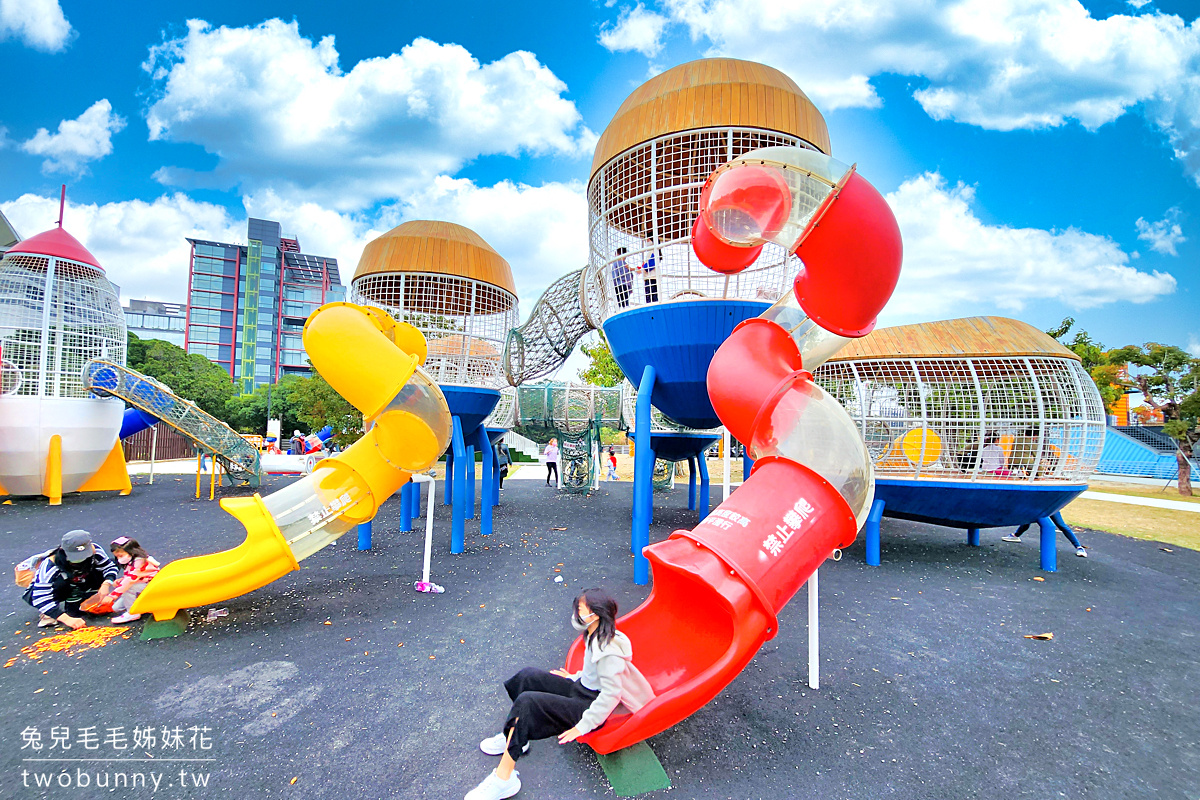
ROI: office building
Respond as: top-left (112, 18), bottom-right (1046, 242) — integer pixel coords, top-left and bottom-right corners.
top-left (185, 218), bottom-right (344, 393)
top-left (124, 299), bottom-right (187, 347)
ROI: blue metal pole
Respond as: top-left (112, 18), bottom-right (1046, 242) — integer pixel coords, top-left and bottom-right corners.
top-left (399, 481), bottom-right (413, 533)
top-left (408, 476), bottom-right (420, 524)
top-left (632, 365), bottom-right (656, 586)
top-left (865, 497), bottom-right (885, 566)
top-left (1038, 516), bottom-right (1057, 572)
top-left (477, 426), bottom-right (493, 536)
top-left (697, 449), bottom-right (710, 520)
top-left (443, 447), bottom-right (453, 506)
top-left (687, 457), bottom-right (697, 511)
top-left (451, 417), bottom-right (467, 554)
top-left (465, 443), bottom-right (476, 520)
top-left (357, 521), bottom-right (372, 551)
top-left (967, 528), bottom-right (980, 547)
top-left (742, 451), bottom-right (754, 480)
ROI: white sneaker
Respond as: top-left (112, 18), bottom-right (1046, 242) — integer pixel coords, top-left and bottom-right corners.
top-left (1001, 535), bottom-right (1022, 543)
top-left (465, 768), bottom-right (520, 800)
top-left (37, 615), bottom-right (58, 628)
top-left (110, 612), bottom-right (142, 624)
top-left (1075, 547), bottom-right (1088, 558)
top-left (479, 733), bottom-right (529, 756)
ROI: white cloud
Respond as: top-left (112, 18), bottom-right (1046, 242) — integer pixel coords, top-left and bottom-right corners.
top-left (880, 172), bottom-right (1177, 322)
top-left (1188, 335), bottom-right (1200, 357)
top-left (20, 99), bottom-right (126, 174)
top-left (1135, 209), bottom-right (1187, 255)
top-left (600, 4), bottom-right (670, 57)
top-left (637, 0), bottom-right (1200, 182)
top-left (143, 19), bottom-right (596, 211)
top-left (1, 192), bottom-right (241, 302)
top-left (0, 0), bottom-right (71, 52)
top-left (1127, 0), bottom-right (1152, 8)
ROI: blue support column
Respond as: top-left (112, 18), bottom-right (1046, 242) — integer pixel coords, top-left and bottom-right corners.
top-left (632, 365), bottom-right (656, 586)
top-left (408, 477), bottom-right (420, 524)
top-left (450, 417), bottom-right (467, 554)
top-left (687, 457), bottom-right (697, 511)
top-left (443, 448), bottom-right (453, 506)
top-left (476, 426), bottom-right (493, 536)
top-left (697, 450), bottom-right (711, 520)
top-left (967, 528), bottom-right (980, 547)
top-left (399, 481), bottom-right (413, 533)
top-left (465, 443), bottom-right (476, 520)
top-left (742, 451), bottom-right (754, 480)
top-left (357, 521), bottom-right (372, 551)
top-left (865, 497), bottom-right (885, 566)
top-left (1038, 515), bottom-right (1057, 572)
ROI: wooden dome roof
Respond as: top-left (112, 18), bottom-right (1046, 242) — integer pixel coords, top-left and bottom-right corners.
top-left (826, 317), bottom-right (1079, 362)
top-left (590, 58), bottom-right (831, 179)
top-left (352, 220), bottom-right (517, 296)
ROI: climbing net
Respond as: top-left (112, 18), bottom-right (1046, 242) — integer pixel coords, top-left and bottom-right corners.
top-left (503, 268), bottom-right (596, 386)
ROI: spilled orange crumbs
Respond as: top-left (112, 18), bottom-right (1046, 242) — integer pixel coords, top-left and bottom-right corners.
top-left (3, 626), bottom-right (130, 667)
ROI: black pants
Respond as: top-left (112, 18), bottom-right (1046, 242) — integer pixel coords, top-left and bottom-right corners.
top-left (615, 282), bottom-right (631, 308)
top-left (546, 462), bottom-right (557, 485)
top-left (1013, 512), bottom-right (1082, 548)
top-left (502, 668), bottom-right (599, 761)
top-left (644, 277), bottom-right (659, 304)
top-left (23, 588), bottom-right (90, 619)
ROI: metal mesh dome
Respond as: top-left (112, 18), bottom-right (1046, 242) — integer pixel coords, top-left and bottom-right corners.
top-left (0, 251), bottom-right (125, 399)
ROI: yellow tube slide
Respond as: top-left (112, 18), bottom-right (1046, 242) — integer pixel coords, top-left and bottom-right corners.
top-left (132, 302), bottom-right (452, 621)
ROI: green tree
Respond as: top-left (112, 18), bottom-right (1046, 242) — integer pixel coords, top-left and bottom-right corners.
top-left (578, 335), bottom-right (625, 387)
top-left (1046, 318), bottom-right (1127, 413)
top-left (1106, 342), bottom-right (1200, 497)
top-left (289, 371), bottom-right (363, 448)
top-left (126, 332), bottom-right (236, 420)
top-left (225, 376), bottom-right (303, 436)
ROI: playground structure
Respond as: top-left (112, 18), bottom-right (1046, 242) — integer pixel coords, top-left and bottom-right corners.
top-left (349, 221), bottom-right (520, 551)
top-left (129, 302), bottom-right (451, 621)
top-left (813, 316), bottom-right (1107, 570)
top-left (504, 59), bottom-right (833, 566)
top-left (0, 213), bottom-right (133, 504)
top-left (563, 86), bottom-right (904, 751)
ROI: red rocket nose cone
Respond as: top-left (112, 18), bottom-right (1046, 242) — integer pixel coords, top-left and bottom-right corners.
top-left (7, 227), bottom-right (103, 271)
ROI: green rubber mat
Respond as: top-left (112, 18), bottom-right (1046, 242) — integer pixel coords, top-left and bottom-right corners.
top-left (596, 741), bottom-right (670, 797)
top-left (140, 612), bottom-right (189, 640)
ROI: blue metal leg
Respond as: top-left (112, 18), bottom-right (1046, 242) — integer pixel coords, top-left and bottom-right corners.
top-left (687, 457), bottom-right (697, 511)
top-left (409, 477), bottom-right (420, 524)
top-left (451, 417), bottom-right (467, 554)
top-left (443, 448), bottom-right (453, 506)
top-left (477, 427), bottom-right (493, 536)
top-left (632, 365), bottom-right (656, 586)
top-left (1038, 516), bottom-right (1057, 572)
top-left (866, 498), bottom-right (885, 566)
top-left (742, 451), bottom-right (754, 480)
top-left (399, 481), bottom-right (413, 533)
top-left (465, 444), bottom-right (476, 520)
top-left (967, 528), bottom-right (980, 547)
top-left (697, 449), bottom-right (711, 520)
top-left (357, 521), bottom-right (372, 551)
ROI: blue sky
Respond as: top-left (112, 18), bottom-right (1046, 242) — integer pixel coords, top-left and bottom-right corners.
top-left (1, 0), bottom-right (1197, 364)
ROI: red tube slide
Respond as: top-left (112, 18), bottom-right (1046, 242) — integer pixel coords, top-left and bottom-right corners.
top-left (566, 147), bottom-right (901, 754)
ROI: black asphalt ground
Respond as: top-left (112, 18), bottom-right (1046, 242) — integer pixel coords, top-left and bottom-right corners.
top-left (1, 469), bottom-right (1197, 799)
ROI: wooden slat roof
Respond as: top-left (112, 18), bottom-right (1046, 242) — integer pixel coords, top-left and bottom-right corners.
top-left (352, 220), bottom-right (517, 295)
top-left (590, 58), bottom-right (830, 180)
top-left (826, 317), bottom-right (1080, 362)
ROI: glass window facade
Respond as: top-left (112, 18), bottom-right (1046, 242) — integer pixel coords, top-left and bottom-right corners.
top-left (184, 220), bottom-right (342, 394)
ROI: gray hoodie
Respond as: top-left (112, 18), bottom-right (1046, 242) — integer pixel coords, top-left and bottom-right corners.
top-left (572, 630), bottom-right (656, 735)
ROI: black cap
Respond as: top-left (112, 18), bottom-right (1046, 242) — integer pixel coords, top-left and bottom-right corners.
top-left (61, 530), bottom-right (94, 563)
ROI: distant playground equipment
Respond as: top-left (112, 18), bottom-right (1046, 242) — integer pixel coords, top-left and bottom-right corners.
top-left (813, 316), bottom-right (1107, 571)
top-left (349, 221), bottom-right (520, 552)
top-left (562, 59), bottom-right (904, 753)
top-left (0, 201), bottom-right (134, 504)
top-left (128, 302), bottom-right (451, 622)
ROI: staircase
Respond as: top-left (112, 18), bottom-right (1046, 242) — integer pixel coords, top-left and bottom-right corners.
top-left (1113, 426), bottom-right (1178, 454)
top-left (503, 431), bottom-right (542, 463)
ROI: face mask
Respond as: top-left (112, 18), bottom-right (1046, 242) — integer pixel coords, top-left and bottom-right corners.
top-left (571, 611), bottom-right (596, 631)
top-left (116, 555), bottom-right (131, 565)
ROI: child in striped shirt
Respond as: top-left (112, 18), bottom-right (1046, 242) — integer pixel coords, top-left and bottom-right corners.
top-left (108, 536), bottom-right (161, 624)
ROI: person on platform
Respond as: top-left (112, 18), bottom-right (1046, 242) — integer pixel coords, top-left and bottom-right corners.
top-left (613, 248), bottom-right (634, 308)
top-left (638, 250), bottom-right (660, 304)
top-left (23, 530), bottom-right (120, 629)
top-left (465, 588), bottom-right (655, 800)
